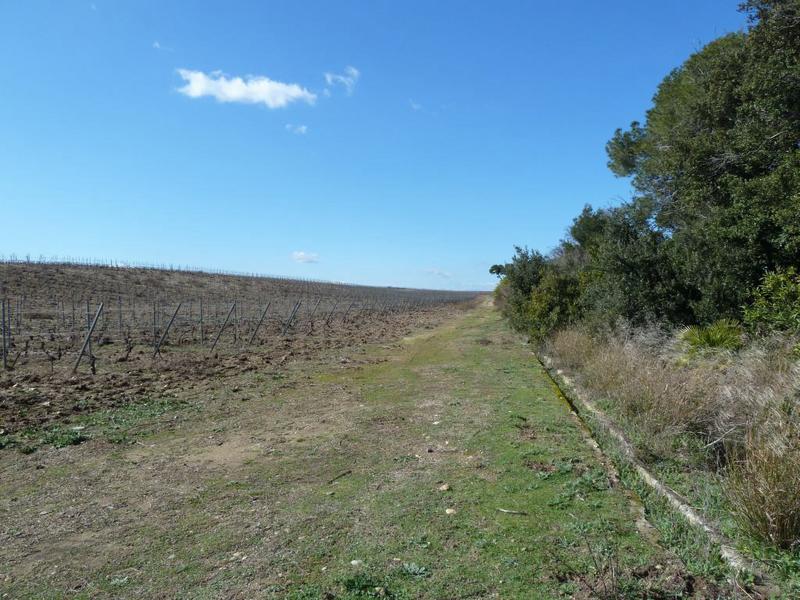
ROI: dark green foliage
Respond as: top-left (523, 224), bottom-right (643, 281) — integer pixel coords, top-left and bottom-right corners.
top-left (489, 264), bottom-right (506, 277)
top-left (577, 203), bottom-right (694, 326)
top-left (744, 268), bottom-right (800, 333)
top-left (605, 0), bottom-right (800, 322)
top-left (493, 1), bottom-right (800, 339)
top-left (605, 121), bottom-right (645, 178)
top-left (340, 572), bottom-right (396, 598)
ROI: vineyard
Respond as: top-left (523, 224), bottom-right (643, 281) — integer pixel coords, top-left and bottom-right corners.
top-left (0, 260), bottom-right (476, 369)
top-left (0, 260), bottom-right (479, 435)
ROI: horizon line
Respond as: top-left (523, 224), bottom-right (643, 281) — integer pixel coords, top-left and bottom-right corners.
top-left (0, 254), bottom-right (484, 295)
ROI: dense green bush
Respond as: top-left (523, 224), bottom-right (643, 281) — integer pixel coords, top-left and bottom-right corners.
top-left (744, 268), bottom-right (800, 333)
top-left (576, 203), bottom-right (694, 327)
top-left (527, 267), bottom-right (581, 341)
top-left (492, 246), bottom-right (548, 332)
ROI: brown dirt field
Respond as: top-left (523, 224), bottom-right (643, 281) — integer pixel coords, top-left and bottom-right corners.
top-left (1, 302), bottom-right (466, 436)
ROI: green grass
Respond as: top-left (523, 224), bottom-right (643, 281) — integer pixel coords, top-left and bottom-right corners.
top-left (259, 310), bottom-right (667, 597)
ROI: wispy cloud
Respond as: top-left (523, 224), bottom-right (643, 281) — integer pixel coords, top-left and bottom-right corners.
top-left (176, 69), bottom-right (317, 109)
top-left (285, 123), bottom-right (308, 135)
top-left (409, 99), bottom-right (422, 111)
top-left (425, 268), bottom-right (452, 279)
top-left (292, 251), bottom-right (319, 264)
top-left (324, 66), bottom-right (360, 95)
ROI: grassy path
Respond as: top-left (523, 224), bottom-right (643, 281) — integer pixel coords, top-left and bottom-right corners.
top-left (1, 303), bottom-right (679, 598)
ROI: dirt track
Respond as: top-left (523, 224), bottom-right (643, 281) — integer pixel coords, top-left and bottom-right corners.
top-left (1, 301), bottom-right (722, 598)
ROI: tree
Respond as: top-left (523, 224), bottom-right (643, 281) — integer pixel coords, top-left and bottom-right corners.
top-left (494, 0), bottom-right (800, 339)
top-left (489, 264), bottom-right (506, 278)
top-left (604, 2), bottom-right (800, 322)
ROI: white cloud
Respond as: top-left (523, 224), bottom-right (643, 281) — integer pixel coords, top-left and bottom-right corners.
top-left (292, 251), bottom-right (319, 263)
top-left (409, 99), bottom-right (422, 111)
top-left (285, 123), bottom-right (308, 135)
top-left (153, 41), bottom-right (161, 49)
top-left (324, 66), bottom-right (360, 95)
top-left (425, 268), bottom-right (452, 279)
top-left (176, 69), bottom-right (317, 109)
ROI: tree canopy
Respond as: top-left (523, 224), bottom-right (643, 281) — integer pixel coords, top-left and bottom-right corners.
top-left (495, 0), bottom-right (800, 338)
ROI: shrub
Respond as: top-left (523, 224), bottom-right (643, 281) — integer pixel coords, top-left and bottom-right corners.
top-left (681, 319), bottom-right (744, 354)
top-left (494, 247), bottom-right (549, 332)
top-left (527, 268), bottom-right (582, 341)
top-left (744, 268), bottom-right (800, 334)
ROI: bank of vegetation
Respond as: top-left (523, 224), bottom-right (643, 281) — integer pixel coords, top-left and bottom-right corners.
top-left (492, 1), bottom-right (800, 592)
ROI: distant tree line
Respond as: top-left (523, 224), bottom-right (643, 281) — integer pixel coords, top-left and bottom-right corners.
top-left (493, 0), bottom-right (800, 339)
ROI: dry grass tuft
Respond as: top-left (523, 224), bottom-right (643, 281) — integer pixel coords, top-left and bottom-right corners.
top-left (727, 433), bottom-right (800, 550)
top-left (548, 326), bottom-right (722, 458)
top-left (548, 326), bottom-right (799, 456)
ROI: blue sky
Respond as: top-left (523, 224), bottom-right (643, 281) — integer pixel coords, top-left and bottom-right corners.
top-left (0, 1), bottom-right (747, 290)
